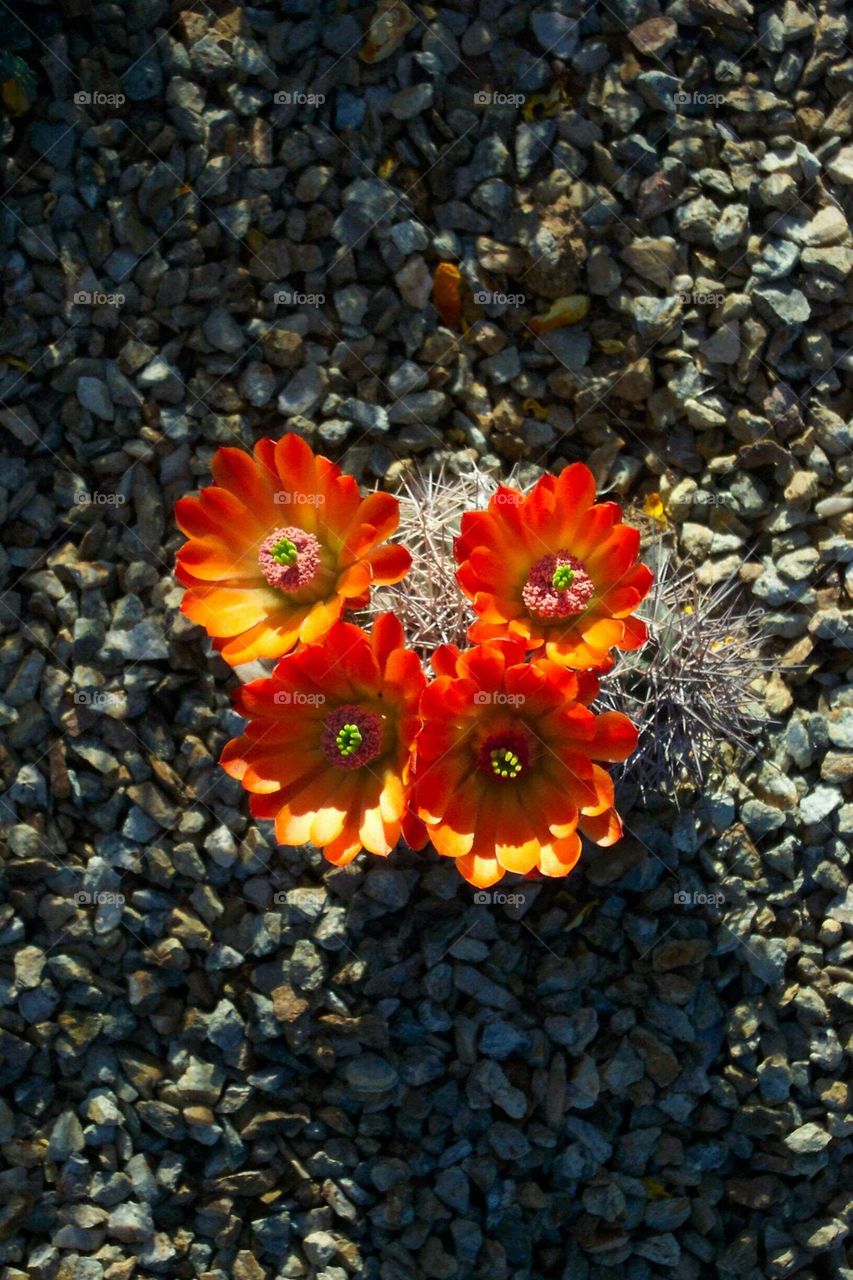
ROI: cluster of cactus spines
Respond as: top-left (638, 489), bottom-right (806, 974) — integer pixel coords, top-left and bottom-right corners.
top-left (599, 543), bottom-right (772, 800)
top-left (376, 462), bottom-right (502, 656)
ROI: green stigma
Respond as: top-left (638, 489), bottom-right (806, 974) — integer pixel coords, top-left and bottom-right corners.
top-left (552, 564), bottom-right (575, 590)
top-left (490, 747), bottom-right (522, 780)
top-left (271, 536), bottom-right (298, 565)
top-left (336, 724), bottom-right (363, 757)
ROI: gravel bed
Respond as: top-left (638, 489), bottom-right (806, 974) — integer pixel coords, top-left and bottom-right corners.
top-left (1, 0), bottom-right (853, 1276)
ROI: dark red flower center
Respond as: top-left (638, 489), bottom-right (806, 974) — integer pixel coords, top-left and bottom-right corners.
top-left (522, 550), bottom-right (595, 620)
top-left (259, 527), bottom-right (321, 590)
top-left (321, 705), bottom-right (383, 771)
top-left (477, 729), bottom-right (530, 782)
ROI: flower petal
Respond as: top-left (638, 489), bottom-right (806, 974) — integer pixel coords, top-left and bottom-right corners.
top-left (364, 542), bottom-right (411, 584)
top-left (537, 832), bottom-right (582, 877)
top-left (578, 808), bottom-right (623, 846)
top-left (454, 849), bottom-right (505, 888)
top-left (589, 711), bottom-right (638, 762)
top-left (212, 445), bottom-right (278, 520)
top-left (586, 524), bottom-right (641, 583)
top-left (181, 585), bottom-right (281, 636)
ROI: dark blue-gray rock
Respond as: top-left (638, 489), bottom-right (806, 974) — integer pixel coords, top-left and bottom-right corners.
top-left (455, 966), bottom-right (516, 1010)
top-left (121, 54), bottom-right (164, 102)
top-left (30, 121), bottom-right (76, 169)
top-left (389, 220), bottom-right (430, 255)
top-left (323, 14), bottom-right (362, 53)
top-left (5, 653), bottom-right (45, 707)
top-left (344, 1054), bottom-right (399, 1094)
top-left (102, 620), bottom-right (169, 662)
top-left (336, 91), bottom-right (366, 130)
top-left (636, 71), bottom-right (679, 111)
top-left (785, 1123), bottom-right (831, 1155)
top-left (277, 365), bottom-right (328, 417)
top-left (203, 309), bottom-right (244, 353)
top-left (7, 764), bottom-right (49, 808)
top-left (390, 83), bottom-right (434, 120)
top-left (48, 1110), bottom-right (85, 1160)
top-left (757, 1055), bottom-right (793, 1104)
top-left (107, 1202), bottom-right (155, 1242)
top-left (531, 10), bottom-right (579, 58)
top-left (207, 1000), bottom-right (244, 1051)
top-left (76, 376), bottom-right (114, 421)
top-left (290, 938), bottom-right (324, 989)
top-left (516, 121), bottom-right (556, 180)
top-left (742, 935), bottom-right (788, 985)
top-left (753, 284), bottom-right (811, 326)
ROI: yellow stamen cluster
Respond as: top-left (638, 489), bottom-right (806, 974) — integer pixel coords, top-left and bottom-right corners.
top-left (336, 724), bottom-right (363, 757)
top-left (490, 747), bottom-right (522, 779)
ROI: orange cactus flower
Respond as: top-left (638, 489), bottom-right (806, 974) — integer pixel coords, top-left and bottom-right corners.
top-left (433, 262), bottom-right (463, 328)
top-left (221, 615), bottom-right (426, 865)
top-left (410, 639), bottom-right (637, 888)
top-left (455, 462), bottom-right (652, 671)
top-left (175, 434), bottom-right (411, 666)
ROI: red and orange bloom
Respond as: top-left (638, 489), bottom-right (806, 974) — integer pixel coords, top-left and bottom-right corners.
top-left (455, 463), bottom-right (652, 671)
top-left (220, 615), bottom-right (426, 866)
top-left (175, 434), bottom-right (411, 665)
top-left (410, 639), bottom-right (637, 888)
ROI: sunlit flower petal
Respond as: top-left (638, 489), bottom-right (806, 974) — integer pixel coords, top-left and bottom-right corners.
top-left (454, 462), bottom-right (651, 671)
top-left (409, 639), bottom-right (638, 887)
top-left (221, 617), bottom-right (426, 867)
top-left (176, 434), bottom-right (410, 665)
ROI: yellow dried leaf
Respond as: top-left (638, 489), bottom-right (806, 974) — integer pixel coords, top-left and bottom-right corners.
top-left (521, 397), bottom-right (550, 421)
top-left (244, 228), bottom-right (267, 254)
top-left (2, 78), bottom-right (31, 117)
top-left (522, 83), bottom-right (569, 122)
top-left (643, 492), bottom-right (667, 525)
top-left (528, 295), bottom-right (590, 334)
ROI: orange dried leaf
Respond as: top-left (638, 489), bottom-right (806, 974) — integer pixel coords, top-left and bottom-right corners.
top-left (433, 262), bottom-right (463, 329)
